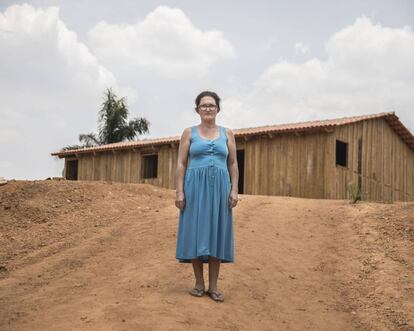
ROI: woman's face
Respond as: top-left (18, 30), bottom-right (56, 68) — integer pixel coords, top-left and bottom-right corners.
top-left (196, 96), bottom-right (219, 121)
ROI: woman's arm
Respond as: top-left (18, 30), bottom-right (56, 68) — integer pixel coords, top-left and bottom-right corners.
top-left (226, 128), bottom-right (239, 208)
top-left (175, 127), bottom-right (191, 211)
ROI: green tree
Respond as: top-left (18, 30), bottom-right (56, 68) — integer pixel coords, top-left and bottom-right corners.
top-left (61, 88), bottom-right (150, 151)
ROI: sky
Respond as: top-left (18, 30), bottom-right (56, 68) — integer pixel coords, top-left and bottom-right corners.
top-left (1, 0), bottom-right (414, 179)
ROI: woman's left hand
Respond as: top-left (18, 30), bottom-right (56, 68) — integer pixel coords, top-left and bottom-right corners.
top-left (228, 191), bottom-right (238, 209)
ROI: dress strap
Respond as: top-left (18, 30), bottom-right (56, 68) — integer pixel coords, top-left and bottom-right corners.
top-left (220, 126), bottom-right (228, 141)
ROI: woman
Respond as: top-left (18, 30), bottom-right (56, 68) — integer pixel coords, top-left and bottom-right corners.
top-left (175, 91), bottom-right (239, 302)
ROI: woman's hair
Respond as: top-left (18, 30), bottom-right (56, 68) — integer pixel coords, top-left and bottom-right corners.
top-left (195, 91), bottom-right (221, 111)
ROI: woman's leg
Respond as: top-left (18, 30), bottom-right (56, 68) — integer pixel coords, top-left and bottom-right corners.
top-left (208, 256), bottom-right (221, 291)
top-left (191, 258), bottom-right (205, 289)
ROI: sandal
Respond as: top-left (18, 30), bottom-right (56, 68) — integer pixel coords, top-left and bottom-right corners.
top-left (206, 289), bottom-right (224, 302)
top-left (189, 287), bottom-right (205, 297)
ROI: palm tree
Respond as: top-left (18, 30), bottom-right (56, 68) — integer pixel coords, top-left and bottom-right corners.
top-left (61, 88), bottom-right (150, 151)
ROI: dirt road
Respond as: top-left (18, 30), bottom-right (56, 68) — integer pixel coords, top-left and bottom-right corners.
top-left (0, 180), bottom-right (413, 330)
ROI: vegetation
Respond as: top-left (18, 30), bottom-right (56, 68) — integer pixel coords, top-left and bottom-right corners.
top-left (61, 88), bottom-right (150, 151)
top-left (347, 182), bottom-right (363, 204)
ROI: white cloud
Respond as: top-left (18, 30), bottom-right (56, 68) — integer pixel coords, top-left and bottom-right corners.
top-left (222, 16), bottom-right (414, 132)
top-left (0, 4), bottom-right (117, 92)
top-left (87, 5), bottom-right (236, 78)
top-left (0, 4), bottom-right (132, 179)
top-left (294, 42), bottom-right (309, 54)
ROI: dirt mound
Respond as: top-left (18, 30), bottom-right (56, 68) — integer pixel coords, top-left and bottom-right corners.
top-left (0, 180), bottom-right (171, 274)
top-left (0, 180), bottom-right (413, 330)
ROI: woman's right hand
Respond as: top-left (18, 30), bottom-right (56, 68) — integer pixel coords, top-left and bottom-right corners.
top-left (175, 192), bottom-right (185, 211)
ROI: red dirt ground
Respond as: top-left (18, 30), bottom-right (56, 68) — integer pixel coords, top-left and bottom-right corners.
top-left (0, 179), bottom-right (413, 331)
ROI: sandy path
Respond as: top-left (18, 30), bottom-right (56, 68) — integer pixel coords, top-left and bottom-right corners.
top-left (0, 181), bottom-right (412, 330)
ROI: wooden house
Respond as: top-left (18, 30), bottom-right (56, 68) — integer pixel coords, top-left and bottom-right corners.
top-left (51, 112), bottom-right (414, 202)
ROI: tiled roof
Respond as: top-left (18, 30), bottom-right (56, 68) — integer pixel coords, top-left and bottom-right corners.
top-left (51, 111), bottom-right (414, 157)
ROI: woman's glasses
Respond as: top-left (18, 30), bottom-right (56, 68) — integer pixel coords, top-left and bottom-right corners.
top-left (198, 104), bottom-right (218, 111)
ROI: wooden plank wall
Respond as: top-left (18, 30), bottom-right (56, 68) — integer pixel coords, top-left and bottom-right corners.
top-left (380, 119), bottom-right (414, 202)
top-left (157, 144), bottom-right (179, 189)
top-left (242, 132), bottom-right (328, 198)
top-left (77, 147), bottom-right (177, 188)
top-left (327, 122), bottom-right (363, 200)
top-left (330, 118), bottom-right (414, 202)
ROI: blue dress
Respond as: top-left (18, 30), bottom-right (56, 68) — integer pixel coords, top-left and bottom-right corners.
top-left (176, 125), bottom-right (234, 263)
